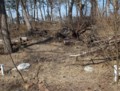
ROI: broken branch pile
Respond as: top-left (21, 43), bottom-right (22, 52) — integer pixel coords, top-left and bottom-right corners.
top-left (70, 34), bottom-right (120, 57)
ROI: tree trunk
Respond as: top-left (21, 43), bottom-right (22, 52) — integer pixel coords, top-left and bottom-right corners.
top-left (91, 0), bottom-right (98, 23)
top-left (50, 5), bottom-right (53, 21)
top-left (0, 0), bottom-right (13, 53)
top-left (20, 0), bottom-right (33, 33)
top-left (113, 0), bottom-right (119, 15)
top-left (84, 1), bottom-right (88, 16)
top-left (47, 0), bottom-right (50, 21)
top-left (39, 0), bottom-right (44, 21)
top-left (91, 0), bottom-right (98, 17)
top-left (76, 3), bottom-right (79, 17)
top-left (26, 1), bottom-right (30, 17)
top-left (48, 0), bottom-right (53, 21)
top-left (36, 5), bottom-right (39, 21)
top-left (106, 0), bottom-right (110, 16)
top-left (103, 0), bottom-right (105, 10)
top-left (58, 4), bottom-right (62, 20)
top-left (42, 0), bottom-right (46, 20)
top-left (77, 0), bottom-right (84, 19)
top-left (65, 4), bottom-right (67, 17)
top-left (29, 0), bottom-right (33, 18)
top-left (33, 0), bottom-right (37, 21)
top-left (101, 0), bottom-right (105, 16)
top-left (8, 8), bottom-right (14, 24)
top-left (16, 0), bottom-right (20, 30)
top-left (68, 0), bottom-right (74, 23)
top-left (21, 9), bottom-right (25, 24)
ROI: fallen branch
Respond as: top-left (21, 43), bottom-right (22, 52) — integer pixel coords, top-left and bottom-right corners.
top-left (70, 45), bottom-right (106, 57)
top-left (70, 35), bottom-right (120, 58)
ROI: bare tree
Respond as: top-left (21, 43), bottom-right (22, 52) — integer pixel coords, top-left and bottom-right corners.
top-left (68, 0), bottom-right (74, 23)
top-left (16, 0), bottom-right (20, 30)
top-left (113, 0), bottom-right (119, 14)
top-left (57, 0), bottom-right (62, 20)
top-left (0, 0), bottom-right (13, 53)
top-left (48, 0), bottom-right (53, 21)
top-left (90, 0), bottom-right (98, 23)
top-left (76, 0), bottom-right (85, 18)
top-left (38, 0), bottom-right (44, 20)
top-left (20, 0), bottom-right (33, 33)
top-left (105, 0), bottom-right (110, 16)
top-left (33, 0), bottom-right (37, 21)
top-left (46, 0), bottom-right (50, 21)
top-left (42, 0), bottom-right (46, 20)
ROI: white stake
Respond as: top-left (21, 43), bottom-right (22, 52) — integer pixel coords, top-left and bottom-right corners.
top-left (0, 64), bottom-right (4, 76)
top-left (114, 65), bottom-right (117, 82)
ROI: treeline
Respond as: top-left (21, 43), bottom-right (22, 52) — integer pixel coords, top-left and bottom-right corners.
top-left (5, 0), bottom-right (119, 23)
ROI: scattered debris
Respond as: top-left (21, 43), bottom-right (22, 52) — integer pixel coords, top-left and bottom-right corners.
top-left (63, 38), bottom-right (74, 45)
top-left (84, 66), bottom-right (94, 73)
top-left (12, 63), bottom-right (30, 71)
top-left (55, 27), bottom-right (74, 41)
top-left (20, 36), bottom-right (29, 46)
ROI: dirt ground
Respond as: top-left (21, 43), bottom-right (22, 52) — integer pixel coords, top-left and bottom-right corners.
top-left (0, 39), bottom-right (120, 91)
top-left (0, 22), bottom-right (120, 91)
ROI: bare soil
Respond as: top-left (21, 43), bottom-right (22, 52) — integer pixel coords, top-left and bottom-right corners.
top-left (0, 40), bottom-right (120, 91)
